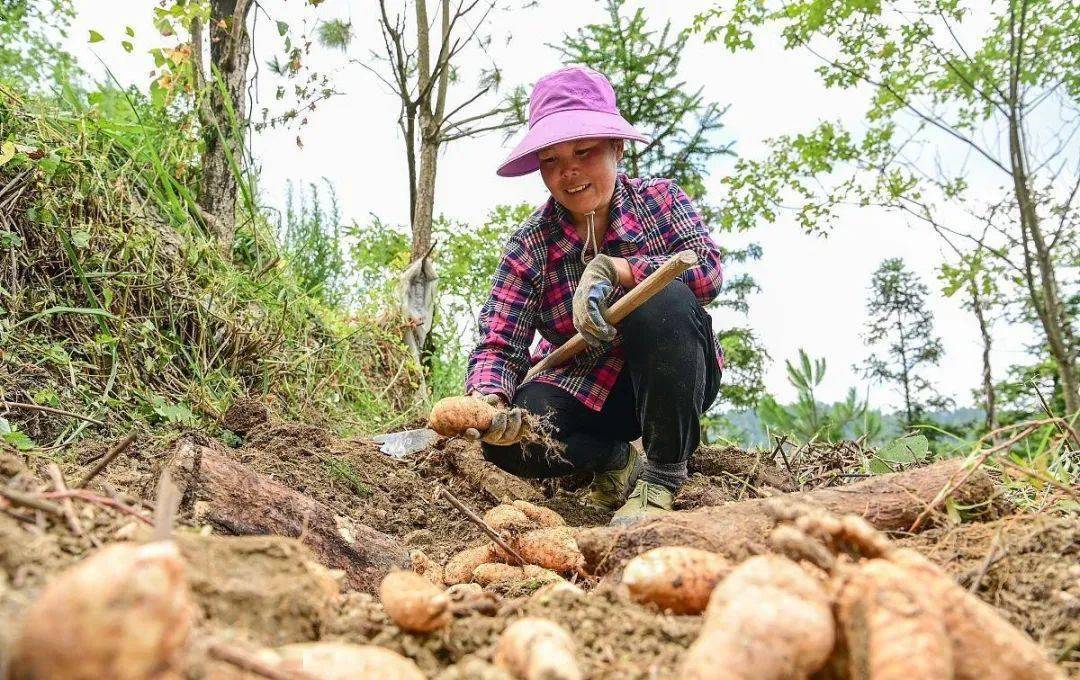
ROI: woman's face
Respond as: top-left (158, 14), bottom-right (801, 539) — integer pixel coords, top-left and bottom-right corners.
top-left (538, 138), bottom-right (623, 218)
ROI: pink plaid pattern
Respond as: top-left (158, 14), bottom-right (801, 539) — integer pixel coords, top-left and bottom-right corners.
top-left (466, 175), bottom-right (724, 411)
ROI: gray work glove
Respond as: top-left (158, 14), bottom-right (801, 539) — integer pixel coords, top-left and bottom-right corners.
top-left (464, 393), bottom-right (528, 446)
top-left (573, 253), bottom-right (619, 348)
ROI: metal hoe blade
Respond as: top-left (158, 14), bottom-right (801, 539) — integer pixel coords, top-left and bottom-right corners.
top-left (372, 428), bottom-right (440, 457)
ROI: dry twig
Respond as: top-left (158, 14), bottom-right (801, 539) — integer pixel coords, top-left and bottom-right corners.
top-left (41, 489), bottom-right (153, 525)
top-left (0, 486), bottom-right (62, 516)
top-left (77, 431), bottom-right (137, 488)
top-left (207, 641), bottom-right (318, 680)
top-left (0, 399), bottom-right (105, 427)
top-left (46, 463), bottom-right (93, 544)
top-left (438, 487), bottom-right (527, 566)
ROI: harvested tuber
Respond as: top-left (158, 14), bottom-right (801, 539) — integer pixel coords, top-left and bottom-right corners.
top-left (494, 617), bottom-right (582, 680)
top-left (473, 563), bottom-right (562, 587)
top-left (512, 526), bottom-right (585, 574)
top-left (271, 642), bottom-right (425, 680)
top-left (379, 570), bottom-right (452, 633)
top-left (484, 504), bottom-right (534, 533)
top-left (445, 543), bottom-right (499, 585)
top-left (621, 547), bottom-right (730, 615)
top-left (887, 548), bottom-right (1064, 680)
top-left (775, 507), bottom-right (1065, 680)
top-left (836, 558), bottom-right (952, 680)
top-left (8, 541), bottom-right (194, 680)
top-left (512, 500), bottom-right (565, 528)
top-left (680, 555), bottom-right (835, 680)
top-left (410, 549), bottom-right (445, 586)
top-left (428, 396), bottom-right (498, 437)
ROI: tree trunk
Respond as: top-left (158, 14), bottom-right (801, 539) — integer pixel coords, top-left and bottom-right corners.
top-left (896, 308), bottom-right (914, 429)
top-left (576, 459), bottom-right (997, 575)
top-left (167, 440), bottom-right (407, 593)
top-left (971, 282), bottom-right (997, 436)
top-left (1006, 8), bottom-right (1080, 417)
top-left (197, 0), bottom-right (254, 253)
top-left (411, 131), bottom-right (438, 260)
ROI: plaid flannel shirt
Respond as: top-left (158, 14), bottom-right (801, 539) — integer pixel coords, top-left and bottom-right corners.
top-left (465, 174), bottom-right (724, 411)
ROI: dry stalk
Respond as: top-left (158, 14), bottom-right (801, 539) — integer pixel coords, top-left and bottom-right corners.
top-left (438, 487), bottom-right (527, 566)
top-left (77, 431), bottom-right (137, 488)
top-left (0, 486), bottom-right (62, 516)
top-left (46, 463), bottom-right (92, 543)
top-left (40, 489), bottom-right (153, 525)
top-left (207, 641), bottom-right (318, 680)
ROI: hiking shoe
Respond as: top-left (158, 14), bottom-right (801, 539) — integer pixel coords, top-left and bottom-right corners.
top-left (586, 443), bottom-right (643, 511)
top-left (610, 480), bottom-right (674, 525)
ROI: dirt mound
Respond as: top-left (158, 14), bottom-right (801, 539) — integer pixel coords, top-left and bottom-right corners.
top-left (326, 584), bottom-right (701, 679)
top-left (2, 425), bottom-right (1076, 679)
top-left (898, 514), bottom-right (1080, 672)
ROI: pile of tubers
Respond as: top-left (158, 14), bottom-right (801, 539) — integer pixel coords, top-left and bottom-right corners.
top-left (439, 500), bottom-right (585, 587)
top-left (614, 500), bottom-right (1065, 680)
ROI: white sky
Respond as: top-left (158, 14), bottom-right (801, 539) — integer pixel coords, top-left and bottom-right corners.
top-left (62, 0), bottom-right (1037, 411)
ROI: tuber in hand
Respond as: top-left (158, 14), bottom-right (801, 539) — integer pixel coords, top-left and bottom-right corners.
top-left (428, 396), bottom-right (498, 437)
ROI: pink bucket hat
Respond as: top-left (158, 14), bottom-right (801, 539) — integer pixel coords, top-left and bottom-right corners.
top-left (496, 66), bottom-right (648, 177)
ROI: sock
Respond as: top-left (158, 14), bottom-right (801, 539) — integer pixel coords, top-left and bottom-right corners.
top-left (641, 460), bottom-right (686, 492)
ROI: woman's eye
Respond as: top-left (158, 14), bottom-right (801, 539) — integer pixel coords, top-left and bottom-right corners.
top-left (575, 148), bottom-right (591, 157)
top-left (540, 157), bottom-right (554, 164)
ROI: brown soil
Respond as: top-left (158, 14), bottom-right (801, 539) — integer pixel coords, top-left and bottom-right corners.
top-left (1, 423), bottom-right (1077, 679)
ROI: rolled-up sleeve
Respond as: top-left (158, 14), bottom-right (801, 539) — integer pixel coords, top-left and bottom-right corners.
top-left (465, 236), bottom-right (540, 403)
top-left (623, 183), bottom-right (724, 304)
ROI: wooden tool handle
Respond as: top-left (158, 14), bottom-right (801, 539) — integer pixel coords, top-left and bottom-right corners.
top-left (523, 250), bottom-right (698, 381)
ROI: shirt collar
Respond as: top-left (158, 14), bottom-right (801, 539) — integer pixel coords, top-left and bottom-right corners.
top-left (544, 174), bottom-right (644, 264)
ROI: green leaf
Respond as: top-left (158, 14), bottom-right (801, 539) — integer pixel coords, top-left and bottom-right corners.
top-left (0, 418), bottom-right (35, 450)
top-left (121, 40), bottom-right (134, 53)
top-left (877, 434), bottom-right (929, 464)
top-left (72, 230), bottom-right (91, 248)
top-left (125, 25), bottom-right (135, 37)
top-left (944, 496), bottom-right (962, 525)
top-left (277, 20), bottom-right (289, 36)
top-left (88, 29), bottom-right (104, 43)
top-left (0, 141), bottom-right (15, 168)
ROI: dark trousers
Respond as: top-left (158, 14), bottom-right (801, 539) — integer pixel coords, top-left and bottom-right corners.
top-left (481, 281), bottom-right (722, 491)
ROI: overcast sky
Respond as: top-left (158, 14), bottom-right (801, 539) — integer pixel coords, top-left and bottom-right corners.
top-left (63, 0), bottom-right (1031, 410)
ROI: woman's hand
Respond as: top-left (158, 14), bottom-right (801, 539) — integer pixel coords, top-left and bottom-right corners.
top-left (573, 254), bottom-right (620, 347)
top-left (464, 392), bottom-right (527, 445)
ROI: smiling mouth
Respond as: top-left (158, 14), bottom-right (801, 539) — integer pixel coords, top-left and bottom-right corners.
top-left (566, 183), bottom-right (591, 195)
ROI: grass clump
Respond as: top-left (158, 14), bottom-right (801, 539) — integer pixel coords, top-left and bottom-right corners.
top-left (0, 82), bottom-right (422, 448)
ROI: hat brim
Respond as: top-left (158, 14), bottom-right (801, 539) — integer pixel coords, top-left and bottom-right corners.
top-left (496, 109), bottom-right (648, 177)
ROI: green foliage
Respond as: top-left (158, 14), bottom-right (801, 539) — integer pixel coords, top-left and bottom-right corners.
top-left (279, 180), bottom-right (347, 306)
top-left (757, 348), bottom-right (883, 443)
top-left (316, 19), bottom-right (353, 50)
top-left (0, 81), bottom-right (421, 447)
top-left (694, 0), bottom-right (1080, 418)
top-left (0, 0), bottom-right (80, 93)
top-left (861, 258), bottom-right (948, 428)
top-left (0, 417), bottom-right (36, 451)
top-left (715, 327), bottom-right (768, 409)
top-left (347, 204), bottom-right (532, 399)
